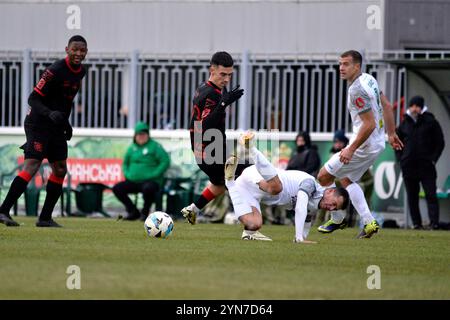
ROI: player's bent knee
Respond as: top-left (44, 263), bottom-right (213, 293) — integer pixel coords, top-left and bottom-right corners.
top-left (239, 216), bottom-right (262, 231)
top-left (244, 221), bottom-right (262, 231)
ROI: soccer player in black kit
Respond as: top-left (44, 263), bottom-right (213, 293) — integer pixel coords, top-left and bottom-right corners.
top-left (0, 35), bottom-right (88, 227)
top-left (181, 52), bottom-right (244, 224)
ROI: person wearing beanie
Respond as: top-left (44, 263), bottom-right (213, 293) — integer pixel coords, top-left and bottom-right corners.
top-left (113, 122), bottom-right (170, 221)
top-left (331, 130), bottom-right (350, 154)
top-left (396, 96), bottom-right (445, 230)
top-left (287, 131), bottom-right (321, 178)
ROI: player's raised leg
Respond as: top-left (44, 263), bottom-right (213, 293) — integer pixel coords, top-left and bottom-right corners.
top-left (239, 131), bottom-right (282, 195)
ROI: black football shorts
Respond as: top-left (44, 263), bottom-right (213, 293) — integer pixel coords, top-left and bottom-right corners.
top-left (21, 124), bottom-right (68, 163)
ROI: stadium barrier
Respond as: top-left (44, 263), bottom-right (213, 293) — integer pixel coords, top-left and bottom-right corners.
top-left (0, 50), bottom-right (408, 132)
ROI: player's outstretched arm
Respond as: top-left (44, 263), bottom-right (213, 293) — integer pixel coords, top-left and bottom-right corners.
top-left (293, 190), bottom-right (317, 244)
top-left (381, 93), bottom-right (403, 150)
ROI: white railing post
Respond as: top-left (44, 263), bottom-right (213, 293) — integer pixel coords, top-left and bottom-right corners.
top-left (21, 48), bottom-right (32, 125)
top-left (127, 50), bottom-right (139, 129)
top-left (238, 50), bottom-right (250, 130)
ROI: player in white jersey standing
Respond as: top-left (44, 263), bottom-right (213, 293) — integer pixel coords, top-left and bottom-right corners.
top-left (225, 132), bottom-right (350, 243)
top-left (317, 50), bottom-right (403, 238)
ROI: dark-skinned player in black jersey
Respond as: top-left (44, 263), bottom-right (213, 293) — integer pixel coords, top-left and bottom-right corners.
top-left (181, 51), bottom-right (244, 224)
top-left (0, 35), bottom-right (88, 228)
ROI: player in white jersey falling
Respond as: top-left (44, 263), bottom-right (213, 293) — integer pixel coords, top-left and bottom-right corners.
top-left (225, 132), bottom-right (349, 243)
top-left (317, 50), bottom-right (403, 238)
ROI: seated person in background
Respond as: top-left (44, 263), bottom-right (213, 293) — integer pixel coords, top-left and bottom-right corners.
top-left (286, 131), bottom-right (321, 177)
top-left (113, 122), bottom-right (170, 221)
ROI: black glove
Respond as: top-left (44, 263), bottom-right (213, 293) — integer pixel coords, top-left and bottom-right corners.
top-left (220, 85), bottom-right (244, 108)
top-left (48, 111), bottom-right (66, 124)
top-left (64, 123), bottom-right (73, 141)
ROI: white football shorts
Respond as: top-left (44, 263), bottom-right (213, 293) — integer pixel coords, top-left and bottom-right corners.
top-left (324, 146), bottom-right (384, 182)
top-left (233, 166), bottom-right (266, 218)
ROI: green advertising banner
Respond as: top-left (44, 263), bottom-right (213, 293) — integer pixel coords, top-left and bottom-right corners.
top-left (0, 132), bottom-right (404, 214)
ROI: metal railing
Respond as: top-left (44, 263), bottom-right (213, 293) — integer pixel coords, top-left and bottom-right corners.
top-left (0, 50), bottom-right (417, 132)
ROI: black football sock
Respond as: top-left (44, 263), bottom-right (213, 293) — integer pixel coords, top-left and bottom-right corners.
top-left (39, 175), bottom-right (63, 221)
top-left (193, 187), bottom-right (216, 210)
top-left (0, 171), bottom-right (32, 216)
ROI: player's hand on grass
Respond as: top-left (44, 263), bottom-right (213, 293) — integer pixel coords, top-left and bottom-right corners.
top-left (339, 147), bottom-right (354, 164)
top-left (221, 85), bottom-right (244, 107)
top-left (388, 133), bottom-right (404, 151)
top-left (48, 111), bottom-right (66, 124)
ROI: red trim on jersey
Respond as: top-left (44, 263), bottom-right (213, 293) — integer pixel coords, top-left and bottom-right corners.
top-left (65, 56), bottom-right (82, 74)
top-left (34, 87), bottom-right (45, 96)
top-left (48, 174), bottom-right (65, 185)
top-left (201, 187), bottom-right (216, 201)
top-left (18, 171), bottom-right (32, 182)
top-left (206, 81), bottom-right (222, 94)
top-left (193, 105), bottom-right (201, 120)
top-left (201, 108), bottom-right (211, 119)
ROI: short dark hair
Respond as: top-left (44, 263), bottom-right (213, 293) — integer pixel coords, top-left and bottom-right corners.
top-left (210, 51), bottom-right (234, 68)
top-left (334, 187), bottom-right (350, 210)
top-left (341, 50), bottom-right (362, 66)
top-left (68, 35), bottom-right (87, 46)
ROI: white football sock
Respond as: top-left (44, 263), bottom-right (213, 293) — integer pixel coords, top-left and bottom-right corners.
top-left (346, 182), bottom-right (374, 225)
top-left (330, 210), bottom-right (345, 224)
top-left (250, 147), bottom-right (278, 181)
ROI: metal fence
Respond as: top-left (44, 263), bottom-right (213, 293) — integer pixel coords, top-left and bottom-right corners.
top-left (0, 50), bottom-right (410, 133)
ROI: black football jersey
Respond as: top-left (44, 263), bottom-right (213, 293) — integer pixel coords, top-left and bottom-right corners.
top-left (25, 56), bottom-right (86, 128)
top-left (189, 81), bottom-right (226, 159)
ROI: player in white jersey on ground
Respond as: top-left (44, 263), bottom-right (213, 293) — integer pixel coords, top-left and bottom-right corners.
top-left (225, 132), bottom-right (350, 243)
top-left (317, 50), bottom-right (403, 238)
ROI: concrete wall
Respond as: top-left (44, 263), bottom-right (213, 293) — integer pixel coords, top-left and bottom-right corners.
top-left (0, 0), bottom-right (383, 54)
top-left (385, 0), bottom-right (450, 49)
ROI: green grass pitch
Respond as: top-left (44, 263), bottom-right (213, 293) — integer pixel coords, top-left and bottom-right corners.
top-left (0, 217), bottom-right (449, 299)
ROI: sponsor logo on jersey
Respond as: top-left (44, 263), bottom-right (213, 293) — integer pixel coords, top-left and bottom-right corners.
top-left (355, 97), bottom-right (365, 109)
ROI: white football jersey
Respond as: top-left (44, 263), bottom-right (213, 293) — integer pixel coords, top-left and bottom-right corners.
top-left (347, 73), bottom-right (385, 151)
top-left (259, 169), bottom-right (324, 212)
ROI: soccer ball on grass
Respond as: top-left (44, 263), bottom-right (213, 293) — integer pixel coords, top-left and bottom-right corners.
top-left (144, 211), bottom-right (174, 238)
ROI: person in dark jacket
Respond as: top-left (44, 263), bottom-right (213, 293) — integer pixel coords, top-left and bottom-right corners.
top-left (286, 131), bottom-right (321, 178)
top-left (113, 122), bottom-right (170, 221)
top-left (396, 96), bottom-right (445, 230)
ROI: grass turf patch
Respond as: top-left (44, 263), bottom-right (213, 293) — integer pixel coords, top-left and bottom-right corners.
top-left (0, 217), bottom-right (449, 299)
